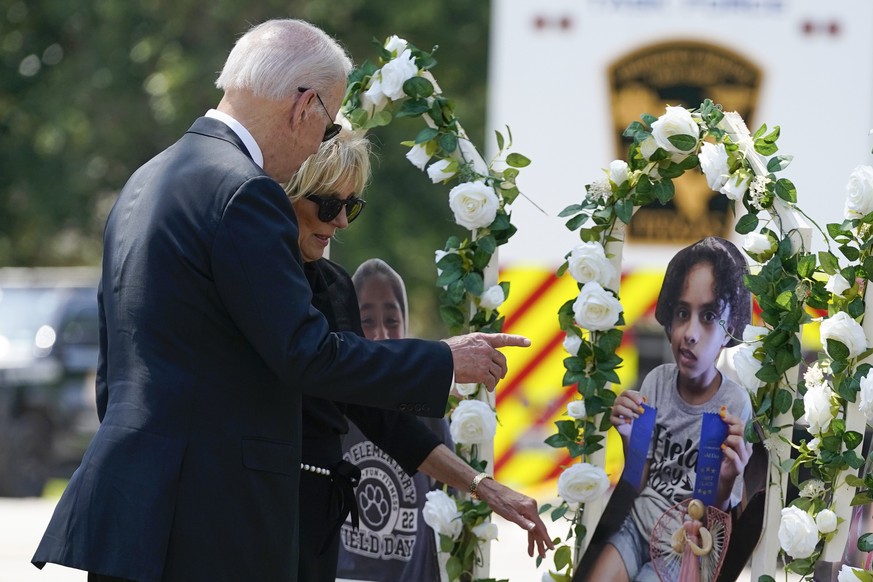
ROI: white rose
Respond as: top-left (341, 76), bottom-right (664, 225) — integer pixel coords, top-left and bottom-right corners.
top-left (360, 75), bottom-right (389, 114)
top-left (807, 437), bottom-right (820, 452)
top-left (844, 165), bottom-right (873, 219)
top-left (557, 462), bottom-right (609, 505)
top-left (479, 284), bottom-right (505, 310)
top-left (563, 333), bottom-right (582, 356)
top-left (743, 232), bottom-right (776, 260)
top-left (471, 522), bottom-right (499, 541)
top-left (640, 136), bottom-right (659, 160)
top-left (859, 369), bottom-right (873, 422)
top-left (815, 508), bottom-right (838, 534)
top-left (803, 382), bottom-right (835, 435)
top-left (567, 400), bottom-right (587, 420)
top-left (733, 344), bottom-right (764, 391)
top-left (450, 399), bottom-right (497, 445)
top-left (699, 142), bottom-right (730, 191)
top-left (743, 325), bottom-right (770, 346)
top-left (423, 489), bottom-right (463, 540)
top-left (838, 565), bottom-right (864, 582)
top-left (608, 159), bottom-right (629, 186)
top-left (572, 282), bottom-right (623, 332)
top-left (427, 159), bottom-right (457, 184)
top-left (448, 181), bottom-right (499, 230)
top-left (406, 143), bottom-right (431, 171)
top-left (720, 172), bottom-right (751, 201)
top-left (825, 273), bottom-right (851, 297)
top-left (820, 311), bottom-right (868, 359)
top-left (650, 106), bottom-right (699, 156)
top-left (379, 48), bottom-right (419, 100)
top-left (455, 382), bottom-right (479, 397)
top-left (778, 506), bottom-right (819, 559)
top-left (384, 35), bottom-right (408, 56)
top-left (567, 242), bottom-right (617, 288)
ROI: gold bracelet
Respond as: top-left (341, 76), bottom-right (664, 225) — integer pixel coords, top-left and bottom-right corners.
top-left (469, 472), bottom-right (492, 500)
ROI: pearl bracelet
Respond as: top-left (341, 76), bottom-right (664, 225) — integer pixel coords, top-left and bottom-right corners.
top-left (301, 463), bottom-right (331, 477)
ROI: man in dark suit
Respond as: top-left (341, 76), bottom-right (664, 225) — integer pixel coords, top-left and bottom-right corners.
top-left (32, 19), bottom-right (527, 582)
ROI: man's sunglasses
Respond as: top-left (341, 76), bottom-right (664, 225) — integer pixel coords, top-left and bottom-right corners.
top-left (305, 194), bottom-right (366, 223)
top-left (298, 87), bottom-right (341, 142)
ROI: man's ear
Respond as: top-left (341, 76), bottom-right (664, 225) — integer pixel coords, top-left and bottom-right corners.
top-left (288, 91), bottom-right (311, 128)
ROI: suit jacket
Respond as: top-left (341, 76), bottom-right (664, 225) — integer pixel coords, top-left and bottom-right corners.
top-left (32, 117), bottom-right (453, 582)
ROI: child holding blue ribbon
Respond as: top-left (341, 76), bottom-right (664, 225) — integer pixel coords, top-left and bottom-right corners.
top-left (586, 237), bottom-right (754, 582)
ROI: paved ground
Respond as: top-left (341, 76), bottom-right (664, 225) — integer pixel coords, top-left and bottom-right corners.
top-left (1, 496), bottom-right (795, 581)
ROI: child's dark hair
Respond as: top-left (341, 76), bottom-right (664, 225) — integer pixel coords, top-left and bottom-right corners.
top-left (654, 237), bottom-right (751, 347)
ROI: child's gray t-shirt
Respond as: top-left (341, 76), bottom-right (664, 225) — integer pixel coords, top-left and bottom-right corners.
top-left (629, 363), bottom-right (753, 539)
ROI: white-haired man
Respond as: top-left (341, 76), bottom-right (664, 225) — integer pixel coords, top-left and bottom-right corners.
top-left (32, 19), bottom-right (527, 582)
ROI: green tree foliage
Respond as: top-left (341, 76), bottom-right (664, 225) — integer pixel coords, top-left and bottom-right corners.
top-left (2, 0), bottom-right (488, 335)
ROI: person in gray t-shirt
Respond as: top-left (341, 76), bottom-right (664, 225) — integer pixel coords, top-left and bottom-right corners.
top-left (586, 237), bottom-right (754, 582)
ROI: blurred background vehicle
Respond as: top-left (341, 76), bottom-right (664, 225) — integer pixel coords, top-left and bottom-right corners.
top-left (0, 267), bottom-right (100, 497)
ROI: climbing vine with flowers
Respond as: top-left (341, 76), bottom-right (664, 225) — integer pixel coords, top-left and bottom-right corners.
top-left (542, 99), bottom-right (873, 581)
top-left (342, 35), bottom-right (530, 582)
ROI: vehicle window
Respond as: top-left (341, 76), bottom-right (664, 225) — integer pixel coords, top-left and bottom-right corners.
top-left (0, 287), bottom-right (65, 361)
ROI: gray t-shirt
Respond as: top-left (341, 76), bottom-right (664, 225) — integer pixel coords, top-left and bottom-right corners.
top-left (629, 363), bottom-right (753, 539)
top-left (336, 417), bottom-right (452, 582)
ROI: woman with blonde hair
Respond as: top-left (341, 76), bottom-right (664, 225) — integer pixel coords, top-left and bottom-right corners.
top-left (286, 119), bottom-right (553, 581)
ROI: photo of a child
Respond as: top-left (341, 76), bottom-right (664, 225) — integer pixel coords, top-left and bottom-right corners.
top-left (584, 236), bottom-right (755, 582)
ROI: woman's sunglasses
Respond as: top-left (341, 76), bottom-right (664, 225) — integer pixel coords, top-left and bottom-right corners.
top-left (305, 194), bottom-right (367, 223)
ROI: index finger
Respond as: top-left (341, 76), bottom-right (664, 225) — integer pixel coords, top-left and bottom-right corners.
top-left (485, 333), bottom-right (531, 348)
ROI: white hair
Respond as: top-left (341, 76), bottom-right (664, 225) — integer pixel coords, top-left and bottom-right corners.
top-left (215, 19), bottom-right (352, 100)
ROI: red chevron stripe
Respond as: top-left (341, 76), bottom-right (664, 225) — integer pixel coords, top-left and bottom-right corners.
top-left (502, 270), bottom-right (561, 331)
top-left (494, 382), bottom-right (577, 473)
top-left (495, 330), bottom-right (565, 406)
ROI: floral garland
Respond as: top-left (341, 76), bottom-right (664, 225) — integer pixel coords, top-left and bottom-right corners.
top-left (342, 35), bottom-right (530, 582)
top-left (543, 99), bottom-right (873, 580)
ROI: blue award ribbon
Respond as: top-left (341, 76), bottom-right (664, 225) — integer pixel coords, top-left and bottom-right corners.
top-left (692, 412), bottom-right (728, 506)
top-left (620, 403), bottom-right (656, 491)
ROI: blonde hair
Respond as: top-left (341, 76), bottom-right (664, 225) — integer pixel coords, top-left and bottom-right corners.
top-left (285, 124), bottom-right (371, 201)
top-left (216, 19), bottom-right (352, 101)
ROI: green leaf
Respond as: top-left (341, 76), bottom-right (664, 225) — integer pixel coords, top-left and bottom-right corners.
top-left (554, 545), bottom-right (572, 571)
top-left (826, 338), bottom-right (850, 362)
top-left (439, 305), bottom-right (465, 329)
top-left (863, 256), bottom-right (873, 281)
top-left (368, 110), bottom-right (392, 127)
top-left (797, 254), bottom-right (817, 279)
top-left (565, 214), bottom-right (588, 232)
top-left (506, 153), bottom-right (531, 168)
top-left (440, 534), bottom-right (455, 553)
top-left (477, 235), bottom-right (497, 254)
top-left (845, 430), bottom-right (864, 450)
top-left (757, 576), bottom-right (777, 582)
top-left (859, 533), bottom-right (873, 552)
top-left (550, 505), bottom-right (568, 521)
top-left (775, 179), bottom-right (797, 203)
top-left (615, 198), bottom-right (633, 224)
top-left (395, 98), bottom-right (431, 118)
top-left (439, 132), bottom-right (458, 154)
top-left (754, 139), bottom-right (778, 156)
top-left (495, 130), bottom-right (505, 152)
top-left (667, 134), bottom-right (697, 152)
top-left (463, 272), bottom-right (484, 295)
top-left (767, 155), bottom-right (793, 173)
top-left (774, 389), bottom-right (793, 414)
top-left (735, 213), bottom-right (759, 234)
top-left (818, 251), bottom-right (840, 275)
top-left (415, 127), bottom-right (439, 144)
top-left (653, 180), bottom-right (675, 204)
top-left (446, 556), bottom-right (462, 581)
